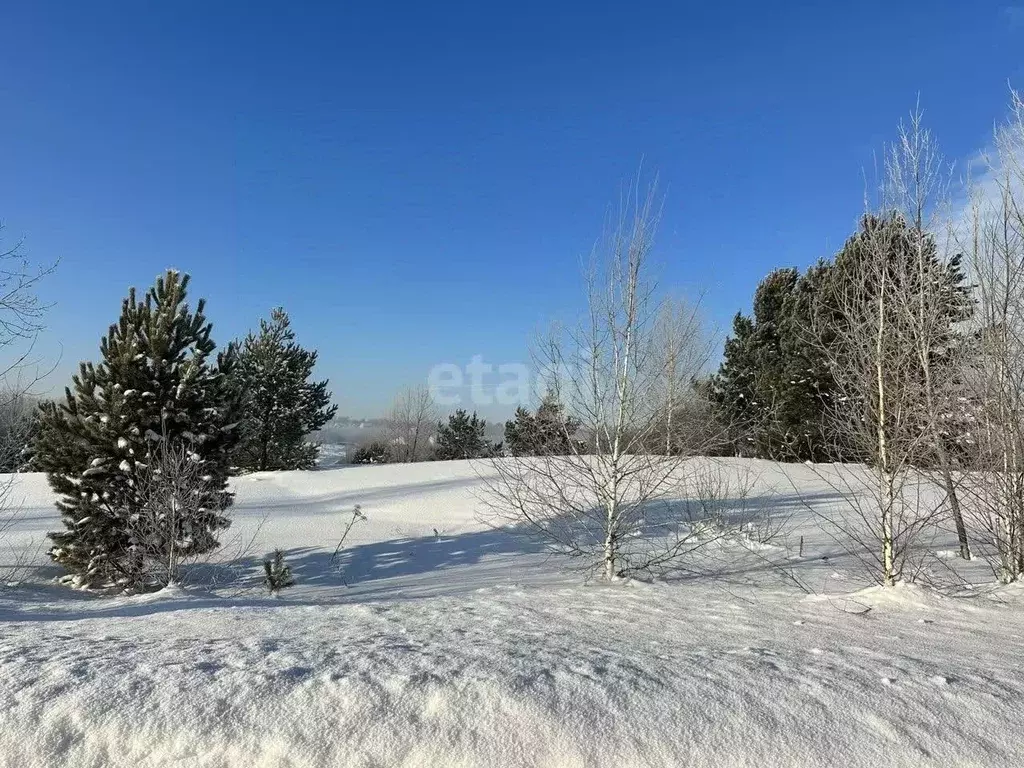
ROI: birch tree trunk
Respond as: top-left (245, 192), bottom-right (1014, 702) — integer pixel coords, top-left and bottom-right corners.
top-left (484, 171), bottom-right (738, 579)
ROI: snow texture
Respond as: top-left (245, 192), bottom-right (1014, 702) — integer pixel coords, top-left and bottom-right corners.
top-left (0, 458), bottom-right (1022, 767)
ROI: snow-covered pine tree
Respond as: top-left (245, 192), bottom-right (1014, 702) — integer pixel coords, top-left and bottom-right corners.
top-left (34, 270), bottom-right (239, 588)
top-left (502, 407), bottom-right (534, 456)
top-left (435, 409), bottom-right (498, 460)
top-left (228, 308), bottom-right (336, 471)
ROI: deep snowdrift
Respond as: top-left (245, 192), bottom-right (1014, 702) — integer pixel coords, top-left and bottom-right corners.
top-left (1, 459), bottom-right (1022, 767)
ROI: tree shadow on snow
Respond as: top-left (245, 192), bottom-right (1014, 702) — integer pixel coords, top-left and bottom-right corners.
top-left (0, 486), bottom-right (859, 620)
top-left (0, 525), bottom-right (552, 621)
top-left (283, 522), bottom-right (553, 597)
top-left (290, 488), bottom-right (853, 596)
top-left (230, 476), bottom-right (479, 516)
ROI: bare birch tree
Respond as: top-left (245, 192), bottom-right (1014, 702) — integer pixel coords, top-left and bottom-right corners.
top-left (484, 174), bottom-right (742, 580)
top-left (956, 89), bottom-right (1024, 582)
top-left (653, 295), bottom-right (713, 454)
top-left (884, 105), bottom-right (973, 559)
top-left (799, 105), bottom-right (977, 586)
top-left (126, 439), bottom-right (231, 588)
top-left (0, 227), bottom-right (54, 580)
top-left (810, 212), bottom-right (934, 586)
top-left (382, 384), bottom-right (438, 462)
top-left (0, 390), bottom-right (37, 472)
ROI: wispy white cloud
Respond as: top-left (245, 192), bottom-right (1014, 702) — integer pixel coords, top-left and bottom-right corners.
top-left (1003, 4), bottom-right (1024, 30)
top-left (947, 89), bottom-right (1024, 256)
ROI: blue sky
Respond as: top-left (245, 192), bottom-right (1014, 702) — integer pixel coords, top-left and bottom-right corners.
top-left (1, 1), bottom-right (1022, 418)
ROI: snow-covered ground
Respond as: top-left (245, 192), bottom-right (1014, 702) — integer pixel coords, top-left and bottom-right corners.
top-left (1, 459), bottom-right (1022, 767)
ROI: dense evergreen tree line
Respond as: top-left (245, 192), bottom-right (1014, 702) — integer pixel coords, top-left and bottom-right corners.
top-left (504, 392), bottom-right (581, 457)
top-left (709, 213), bottom-right (972, 462)
top-left (351, 396), bottom-right (587, 465)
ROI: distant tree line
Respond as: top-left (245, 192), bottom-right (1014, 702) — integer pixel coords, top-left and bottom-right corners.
top-left (350, 389), bottom-right (582, 465)
top-left (350, 405), bottom-right (503, 464)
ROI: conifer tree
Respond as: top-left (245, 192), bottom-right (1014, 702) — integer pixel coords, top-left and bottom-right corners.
top-left (229, 308), bottom-right (337, 471)
top-left (263, 549), bottom-right (294, 594)
top-left (712, 215), bottom-right (971, 464)
top-left (711, 268), bottom-right (829, 460)
top-left (817, 214), bottom-right (973, 459)
top-left (435, 409), bottom-right (498, 460)
top-left (503, 407), bottom-right (535, 457)
top-left (350, 440), bottom-right (391, 465)
top-left (34, 271), bottom-right (238, 587)
top-left (709, 312), bottom-right (759, 455)
top-left (504, 392), bottom-right (580, 456)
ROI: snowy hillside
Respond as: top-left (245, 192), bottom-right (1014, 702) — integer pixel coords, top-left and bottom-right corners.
top-left (1, 459), bottom-right (1023, 767)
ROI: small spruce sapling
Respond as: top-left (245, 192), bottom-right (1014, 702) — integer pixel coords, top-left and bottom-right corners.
top-left (263, 549), bottom-right (294, 595)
